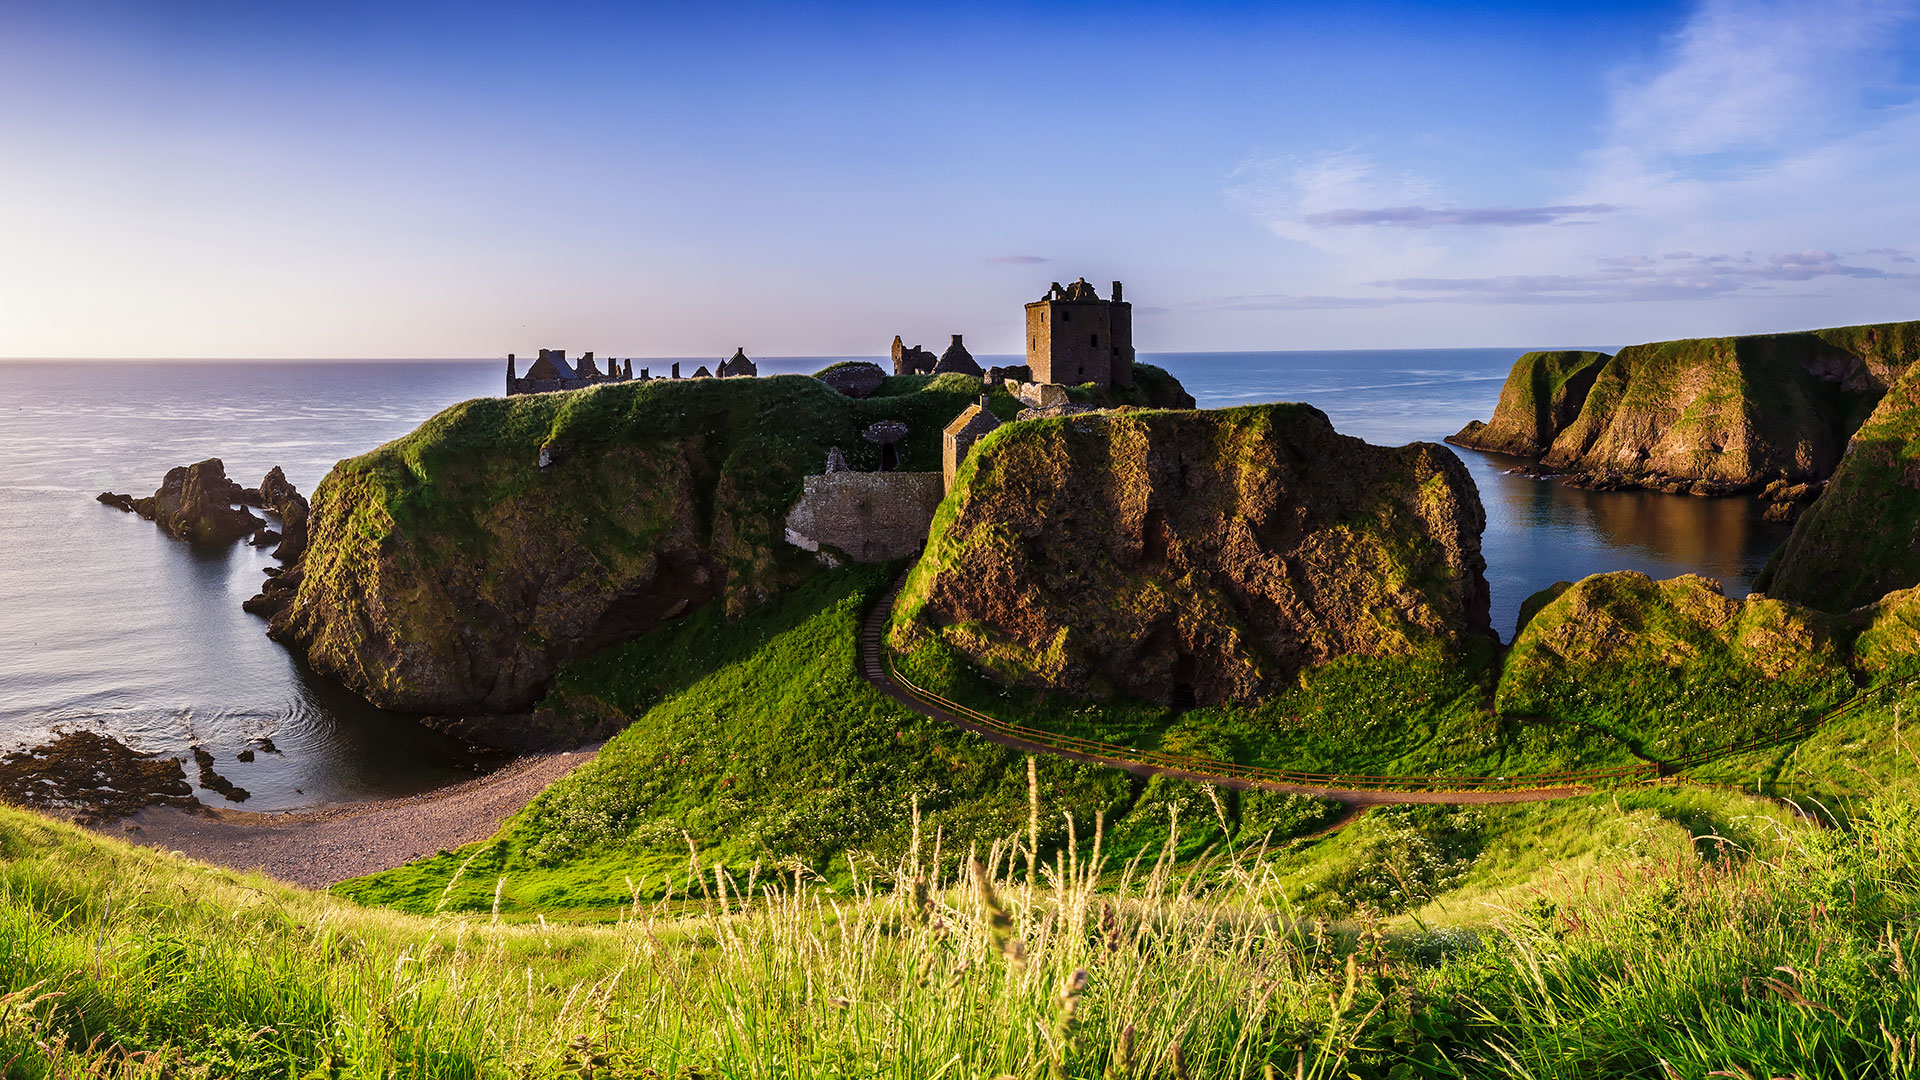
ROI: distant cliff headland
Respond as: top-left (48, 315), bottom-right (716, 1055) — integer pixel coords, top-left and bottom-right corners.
top-left (1448, 321), bottom-right (1920, 512)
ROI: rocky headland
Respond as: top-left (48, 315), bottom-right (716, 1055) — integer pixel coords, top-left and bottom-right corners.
top-left (250, 367), bottom-right (1194, 744)
top-left (1449, 321), bottom-right (1920, 501)
top-left (889, 403), bottom-right (1492, 706)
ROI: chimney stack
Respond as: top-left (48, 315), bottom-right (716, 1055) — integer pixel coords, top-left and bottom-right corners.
top-left (1112, 281), bottom-right (1123, 303)
top-left (672, 362), bottom-right (681, 379)
top-left (507, 354), bottom-right (516, 379)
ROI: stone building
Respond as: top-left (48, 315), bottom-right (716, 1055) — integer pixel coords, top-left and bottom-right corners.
top-left (1024, 278), bottom-right (1133, 388)
top-left (892, 336), bottom-right (937, 375)
top-left (507, 350), bottom-right (634, 396)
top-left (932, 334), bottom-right (982, 377)
top-left (718, 348), bottom-right (758, 377)
top-left (943, 393), bottom-right (1003, 493)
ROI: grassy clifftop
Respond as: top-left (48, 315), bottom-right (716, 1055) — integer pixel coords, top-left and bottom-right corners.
top-left (1498, 572), bottom-right (1858, 760)
top-left (266, 373), bottom-right (1014, 721)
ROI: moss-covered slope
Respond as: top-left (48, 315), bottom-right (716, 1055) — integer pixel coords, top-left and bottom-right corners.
top-left (264, 373), bottom-right (1028, 722)
top-left (1497, 572), bottom-right (1857, 757)
top-left (1765, 362), bottom-right (1920, 610)
top-left (1448, 350), bottom-right (1611, 457)
top-left (1454, 321), bottom-right (1920, 493)
top-left (890, 403), bottom-right (1492, 706)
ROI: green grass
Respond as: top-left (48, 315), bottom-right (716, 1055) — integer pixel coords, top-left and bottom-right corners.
top-left (18, 774), bottom-right (1920, 1075)
top-left (892, 630), bottom-right (1639, 780)
top-left (336, 566), bottom-right (1351, 918)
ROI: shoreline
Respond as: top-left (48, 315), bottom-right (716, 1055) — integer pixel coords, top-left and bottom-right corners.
top-left (90, 742), bottom-right (601, 888)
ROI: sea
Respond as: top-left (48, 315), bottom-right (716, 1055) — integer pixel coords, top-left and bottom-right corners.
top-left (0, 352), bottom-right (1791, 809)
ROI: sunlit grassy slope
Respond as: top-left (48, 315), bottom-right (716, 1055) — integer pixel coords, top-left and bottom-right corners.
top-left (12, 778), bottom-right (1920, 1076)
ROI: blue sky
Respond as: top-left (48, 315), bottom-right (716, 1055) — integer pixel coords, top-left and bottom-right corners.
top-left (2, 0), bottom-right (1917, 357)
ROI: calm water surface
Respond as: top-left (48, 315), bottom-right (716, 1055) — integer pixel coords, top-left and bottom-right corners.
top-left (0, 351), bottom-right (1790, 808)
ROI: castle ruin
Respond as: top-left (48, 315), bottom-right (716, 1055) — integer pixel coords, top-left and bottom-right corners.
top-left (1025, 278), bottom-right (1133, 388)
top-left (507, 348), bottom-right (759, 396)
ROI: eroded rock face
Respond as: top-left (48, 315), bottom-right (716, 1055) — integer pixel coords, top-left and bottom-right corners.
top-left (1451, 322), bottom-right (1920, 493)
top-left (890, 404), bottom-right (1492, 706)
top-left (1449, 351), bottom-right (1611, 458)
top-left (1765, 361), bottom-right (1920, 610)
top-left (100, 458), bottom-right (263, 544)
top-left (268, 438), bottom-right (730, 714)
top-left (259, 466), bottom-right (310, 560)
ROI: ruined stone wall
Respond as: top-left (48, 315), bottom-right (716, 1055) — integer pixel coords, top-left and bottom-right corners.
top-left (783, 471), bottom-right (944, 562)
top-left (1109, 300), bottom-right (1134, 388)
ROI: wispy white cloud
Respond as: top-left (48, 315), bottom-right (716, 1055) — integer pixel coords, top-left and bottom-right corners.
top-left (1609, 0), bottom-right (1916, 156)
top-left (1372, 249), bottom-right (1906, 304)
top-left (988, 254), bottom-right (1050, 265)
top-left (1223, 0), bottom-right (1920, 323)
top-left (1303, 204), bottom-right (1618, 228)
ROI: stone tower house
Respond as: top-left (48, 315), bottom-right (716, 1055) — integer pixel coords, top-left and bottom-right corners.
top-left (942, 393), bottom-right (1002, 494)
top-left (1024, 278), bottom-right (1133, 388)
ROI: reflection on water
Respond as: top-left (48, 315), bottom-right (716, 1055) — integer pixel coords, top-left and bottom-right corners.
top-left (1159, 349), bottom-right (1794, 641)
top-left (1459, 449), bottom-right (1792, 639)
top-left (0, 360), bottom-right (504, 810)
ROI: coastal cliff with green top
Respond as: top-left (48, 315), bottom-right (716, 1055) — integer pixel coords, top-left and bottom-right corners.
top-left (890, 403), bottom-right (1492, 707)
top-left (1450, 321), bottom-right (1920, 495)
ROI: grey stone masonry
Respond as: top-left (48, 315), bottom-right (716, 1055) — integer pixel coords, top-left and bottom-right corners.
top-left (784, 472), bottom-right (944, 562)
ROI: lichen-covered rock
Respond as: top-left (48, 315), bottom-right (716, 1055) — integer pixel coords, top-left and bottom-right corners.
top-left (890, 403), bottom-right (1491, 706)
top-left (1766, 361), bottom-right (1920, 610)
top-left (1453, 322), bottom-right (1920, 493)
top-left (1496, 571), bottom-right (1850, 717)
top-left (1448, 350), bottom-right (1611, 457)
top-left (265, 374), bottom-right (1077, 722)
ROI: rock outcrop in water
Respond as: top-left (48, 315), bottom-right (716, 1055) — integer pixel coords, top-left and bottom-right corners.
top-left (258, 466), bottom-right (310, 561)
top-left (1450, 322), bottom-right (1920, 495)
top-left (1762, 361), bottom-right (1920, 610)
top-left (889, 403), bottom-right (1492, 706)
top-left (99, 458), bottom-right (264, 544)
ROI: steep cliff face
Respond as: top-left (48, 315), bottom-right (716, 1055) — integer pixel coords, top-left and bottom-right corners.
top-left (1451, 322), bottom-right (1920, 494)
top-left (889, 404), bottom-right (1491, 706)
top-left (1764, 362), bottom-right (1920, 610)
top-left (265, 373), bottom-right (1059, 719)
top-left (1448, 351), bottom-right (1611, 457)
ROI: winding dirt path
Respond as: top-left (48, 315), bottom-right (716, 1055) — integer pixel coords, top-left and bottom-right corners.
top-left (861, 581), bottom-right (1596, 808)
top-left (94, 744), bottom-right (601, 888)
